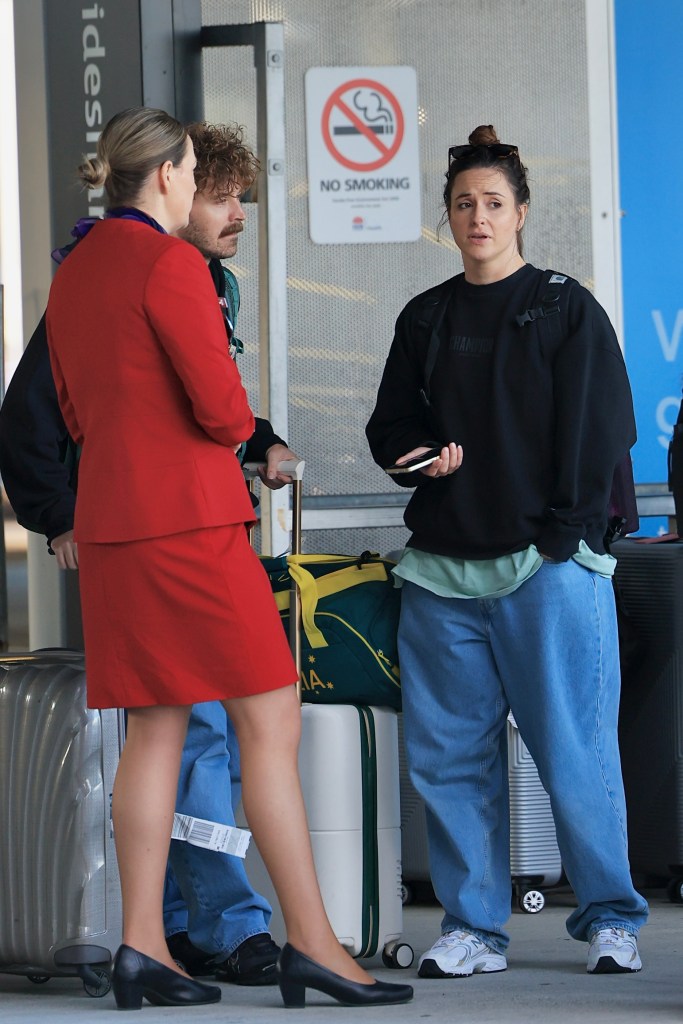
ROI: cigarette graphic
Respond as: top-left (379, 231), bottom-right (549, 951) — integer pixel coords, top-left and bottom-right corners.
top-left (333, 125), bottom-right (395, 135)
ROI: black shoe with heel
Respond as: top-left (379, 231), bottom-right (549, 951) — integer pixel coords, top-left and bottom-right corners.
top-left (112, 944), bottom-right (222, 1010)
top-left (276, 943), bottom-right (413, 1008)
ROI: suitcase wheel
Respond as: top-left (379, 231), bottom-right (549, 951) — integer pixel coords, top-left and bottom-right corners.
top-left (381, 940), bottom-right (414, 969)
top-left (666, 877), bottom-right (683, 904)
top-left (27, 974), bottom-right (50, 985)
top-left (517, 887), bottom-right (545, 914)
top-left (400, 882), bottom-right (413, 906)
top-left (77, 965), bottom-right (112, 998)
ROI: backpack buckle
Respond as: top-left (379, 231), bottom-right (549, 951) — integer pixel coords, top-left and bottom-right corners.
top-left (516, 297), bottom-right (561, 328)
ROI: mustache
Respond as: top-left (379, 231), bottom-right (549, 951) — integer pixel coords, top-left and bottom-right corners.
top-left (220, 224), bottom-right (244, 238)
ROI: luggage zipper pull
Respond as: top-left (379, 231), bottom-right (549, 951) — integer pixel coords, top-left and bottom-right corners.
top-left (377, 649), bottom-right (393, 668)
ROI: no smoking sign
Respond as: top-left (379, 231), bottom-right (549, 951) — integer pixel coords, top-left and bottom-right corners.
top-left (305, 66), bottom-right (421, 244)
top-left (321, 79), bottom-right (405, 172)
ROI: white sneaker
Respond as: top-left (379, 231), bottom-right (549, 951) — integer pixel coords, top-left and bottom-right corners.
top-left (586, 928), bottom-right (642, 974)
top-left (418, 930), bottom-right (507, 978)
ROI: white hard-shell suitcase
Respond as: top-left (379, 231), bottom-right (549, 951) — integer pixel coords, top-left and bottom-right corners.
top-left (241, 462), bottom-right (413, 967)
top-left (399, 714), bottom-right (562, 913)
top-left (0, 651), bottom-right (124, 996)
top-left (241, 703), bottom-right (412, 965)
top-left (298, 704), bottom-right (405, 962)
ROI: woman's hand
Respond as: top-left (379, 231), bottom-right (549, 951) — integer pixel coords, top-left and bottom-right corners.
top-left (395, 443), bottom-right (463, 478)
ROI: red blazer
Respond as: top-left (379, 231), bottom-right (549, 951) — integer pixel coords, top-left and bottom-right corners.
top-left (46, 219), bottom-right (256, 543)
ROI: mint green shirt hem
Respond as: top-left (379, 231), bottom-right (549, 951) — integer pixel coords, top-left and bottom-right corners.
top-left (392, 540), bottom-right (616, 600)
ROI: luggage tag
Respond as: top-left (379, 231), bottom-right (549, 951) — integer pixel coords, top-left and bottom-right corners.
top-left (171, 813), bottom-right (251, 858)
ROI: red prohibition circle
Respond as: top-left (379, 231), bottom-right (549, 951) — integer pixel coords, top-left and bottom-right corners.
top-left (321, 78), bottom-right (405, 172)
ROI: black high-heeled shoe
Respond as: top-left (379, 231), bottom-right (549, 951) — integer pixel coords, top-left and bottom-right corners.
top-left (111, 944), bottom-right (222, 1010)
top-left (276, 943), bottom-right (413, 1008)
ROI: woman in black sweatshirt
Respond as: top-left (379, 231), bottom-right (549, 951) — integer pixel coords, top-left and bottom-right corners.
top-left (367, 124), bottom-right (648, 978)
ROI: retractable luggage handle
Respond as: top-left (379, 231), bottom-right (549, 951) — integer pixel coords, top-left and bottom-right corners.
top-left (243, 458), bottom-right (305, 699)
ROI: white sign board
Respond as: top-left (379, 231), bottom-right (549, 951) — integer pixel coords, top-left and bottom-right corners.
top-left (304, 66), bottom-right (421, 244)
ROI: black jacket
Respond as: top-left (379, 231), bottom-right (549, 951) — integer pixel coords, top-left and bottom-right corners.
top-left (366, 264), bottom-right (637, 561)
top-left (0, 257), bottom-right (285, 546)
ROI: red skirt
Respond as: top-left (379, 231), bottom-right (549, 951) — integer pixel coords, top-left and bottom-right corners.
top-left (78, 523), bottom-right (298, 708)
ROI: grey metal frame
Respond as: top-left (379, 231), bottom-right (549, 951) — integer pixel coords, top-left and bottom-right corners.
top-left (284, 485), bottom-right (675, 534)
top-left (585, 0), bottom-right (623, 339)
top-left (201, 22), bottom-right (289, 555)
top-left (140, 0), bottom-right (204, 121)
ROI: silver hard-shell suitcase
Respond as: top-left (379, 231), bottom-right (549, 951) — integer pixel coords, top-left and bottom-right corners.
top-left (399, 714), bottom-right (562, 913)
top-left (507, 715), bottom-right (562, 911)
top-left (0, 651), bottom-right (124, 996)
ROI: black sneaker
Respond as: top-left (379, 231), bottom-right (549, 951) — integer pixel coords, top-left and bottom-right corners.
top-left (213, 933), bottom-right (281, 986)
top-left (166, 931), bottom-right (216, 977)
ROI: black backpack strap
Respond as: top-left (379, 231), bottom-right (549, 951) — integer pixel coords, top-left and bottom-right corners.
top-left (417, 289), bottom-right (452, 409)
top-left (420, 271), bottom-right (568, 408)
top-left (515, 269), bottom-right (575, 359)
top-left (517, 270), bottom-right (637, 548)
top-left (423, 271), bottom-right (570, 400)
top-left (515, 270), bottom-right (568, 328)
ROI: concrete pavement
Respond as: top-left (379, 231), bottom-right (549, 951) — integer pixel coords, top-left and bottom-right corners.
top-left (0, 889), bottom-right (680, 1023)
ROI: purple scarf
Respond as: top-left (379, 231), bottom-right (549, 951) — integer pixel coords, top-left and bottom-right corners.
top-left (51, 207), bottom-right (167, 265)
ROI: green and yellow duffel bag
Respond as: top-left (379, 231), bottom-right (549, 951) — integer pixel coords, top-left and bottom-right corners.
top-left (261, 551), bottom-right (401, 709)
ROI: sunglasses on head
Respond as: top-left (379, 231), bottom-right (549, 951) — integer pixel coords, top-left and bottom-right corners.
top-left (448, 143), bottom-right (518, 166)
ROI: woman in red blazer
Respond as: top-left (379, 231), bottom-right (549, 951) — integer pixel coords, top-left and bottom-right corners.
top-left (45, 108), bottom-right (411, 1011)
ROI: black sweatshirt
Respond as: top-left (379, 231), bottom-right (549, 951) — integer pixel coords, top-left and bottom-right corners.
top-left (366, 264), bottom-right (636, 561)
top-left (0, 258), bottom-right (286, 546)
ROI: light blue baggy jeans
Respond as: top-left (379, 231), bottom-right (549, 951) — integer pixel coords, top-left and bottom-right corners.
top-left (164, 701), bottom-right (272, 957)
top-left (399, 560), bottom-right (649, 953)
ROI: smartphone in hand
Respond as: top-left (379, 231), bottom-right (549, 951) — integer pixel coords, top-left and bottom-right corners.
top-left (385, 447), bottom-right (444, 474)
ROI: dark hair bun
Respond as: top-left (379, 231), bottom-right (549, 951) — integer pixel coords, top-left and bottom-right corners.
top-left (468, 125), bottom-right (499, 146)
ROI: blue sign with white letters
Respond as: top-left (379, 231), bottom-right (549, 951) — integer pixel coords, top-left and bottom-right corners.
top-left (615, 0), bottom-right (683, 531)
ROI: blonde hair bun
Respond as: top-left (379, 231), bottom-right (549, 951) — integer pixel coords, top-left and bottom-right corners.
top-left (74, 107), bottom-right (187, 207)
top-left (78, 155), bottom-right (109, 190)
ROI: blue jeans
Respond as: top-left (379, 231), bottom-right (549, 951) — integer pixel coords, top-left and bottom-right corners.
top-left (164, 701), bottom-right (272, 957)
top-left (399, 562), bottom-right (648, 954)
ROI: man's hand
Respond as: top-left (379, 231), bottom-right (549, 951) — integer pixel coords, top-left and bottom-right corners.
top-left (51, 530), bottom-right (78, 570)
top-left (258, 444), bottom-right (301, 489)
